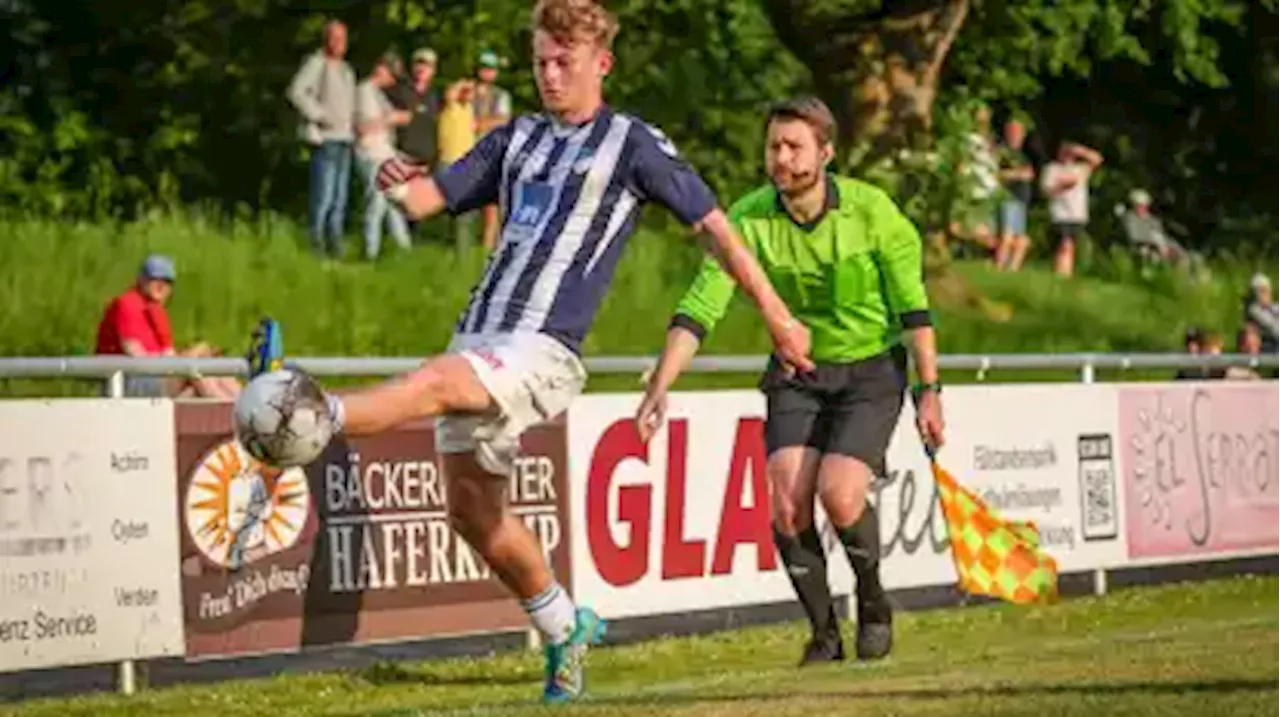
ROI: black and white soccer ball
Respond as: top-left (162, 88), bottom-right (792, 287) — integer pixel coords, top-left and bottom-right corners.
top-left (232, 368), bottom-right (334, 468)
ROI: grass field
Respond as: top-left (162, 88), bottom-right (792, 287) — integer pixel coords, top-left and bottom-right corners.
top-left (4, 575), bottom-right (1276, 717)
top-left (1, 214), bottom-right (1273, 395)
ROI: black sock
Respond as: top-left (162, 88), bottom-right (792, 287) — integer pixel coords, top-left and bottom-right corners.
top-left (773, 525), bottom-right (838, 639)
top-left (836, 503), bottom-right (889, 618)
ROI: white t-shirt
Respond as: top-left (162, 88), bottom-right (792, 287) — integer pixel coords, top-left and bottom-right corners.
top-left (967, 133), bottom-right (1000, 200)
top-left (355, 80), bottom-right (396, 159)
top-left (1040, 161), bottom-right (1092, 223)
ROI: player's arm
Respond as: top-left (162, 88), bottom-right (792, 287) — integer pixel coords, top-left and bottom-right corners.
top-left (377, 122), bottom-right (513, 220)
top-left (629, 124), bottom-right (811, 372)
top-left (875, 193), bottom-right (944, 448)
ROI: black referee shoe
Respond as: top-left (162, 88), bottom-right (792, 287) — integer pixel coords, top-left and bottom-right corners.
top-left (798, 631), bottom-right (845, 667)
top-left (855, 594), bottom-right (894, 661)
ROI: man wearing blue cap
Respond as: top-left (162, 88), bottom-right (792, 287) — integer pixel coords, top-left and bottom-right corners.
top-left (95, 255), bottom-right (240, 398)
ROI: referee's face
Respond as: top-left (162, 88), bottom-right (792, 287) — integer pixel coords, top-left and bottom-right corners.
top-left (766, 118), bottom-right (827, 197)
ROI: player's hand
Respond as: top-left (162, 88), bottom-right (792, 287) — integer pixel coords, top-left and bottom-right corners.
top-left (768, 316), bottom-right (815, 374)
top-left (915, 390), bottom-right (946, 453)
top-left (634, 388), bottom-right (668, 443)
top-left (375, 156), bottom-right (423, 196)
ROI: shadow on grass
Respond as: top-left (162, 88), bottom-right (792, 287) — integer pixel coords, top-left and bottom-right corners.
top-left (589, 676), bottom-right (1278, 708)
top-left (354, 660), bottom-right (536, 688)
top-left (332, 676), bottom-right (1277, 716)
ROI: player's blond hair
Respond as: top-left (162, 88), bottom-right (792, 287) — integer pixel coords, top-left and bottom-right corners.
top-left (532, 0), bottom-right (620, 49)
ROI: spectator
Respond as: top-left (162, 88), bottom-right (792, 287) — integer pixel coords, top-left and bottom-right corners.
top-left (388, 48), bottom-right (443, 172)
top-left (438, 79), bottom-right (479, 252)
top-left (949, 104), bottom-right (999, 253)
top-left (472, 50), bottom-right (513, 250)
top-left (1243, 273), bottom-right (1278, 353)
top-left (1225, 323), bottom-right (1263, 380)
top-left (1040, 141), bottom-right (1104, 278)
top-left (1119, 189), bottom-right (1203, 272)
top-left (95, 255), bottom-right (240, 399)
top-left (287, 20), bottom-right (357, 260)
top-left (1174, 327), bottom-right (1227, 381)
top-left (355, 52), bottom-right (413, 260)
top-left (993, 118), bottom-right (1035, 272)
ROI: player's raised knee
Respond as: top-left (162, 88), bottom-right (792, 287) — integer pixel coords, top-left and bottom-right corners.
top-left (406, 355), bottom-right (493, 416)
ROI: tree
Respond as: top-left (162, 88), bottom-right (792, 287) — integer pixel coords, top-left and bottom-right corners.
top-left (762, 0), bottom-right (1258, 170)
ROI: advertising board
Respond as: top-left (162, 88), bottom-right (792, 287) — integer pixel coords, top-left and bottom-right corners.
top-left (174, 402), bottom-right (571, 659)
top-left (568, 392), bottom-right (855, 620)
top-left (569, 385), bottom-right (1132, 618)
top-left (1118, 382), bottom-right (1278, 562)
top-left (878, 384), bottom-right (1129, 589)
top-left (0, 399), bottom-right (186, 672)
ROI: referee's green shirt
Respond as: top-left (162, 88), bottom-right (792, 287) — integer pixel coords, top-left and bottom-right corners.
top-left (673, 174), bottom-right (931, 363)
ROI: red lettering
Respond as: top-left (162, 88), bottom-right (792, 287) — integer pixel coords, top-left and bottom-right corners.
top-left (661, 419), bottom-right (705, 579)
top-left (586, 420), bottom-right (651, 587)
top-left (711, 418), bottom-right (776, 574)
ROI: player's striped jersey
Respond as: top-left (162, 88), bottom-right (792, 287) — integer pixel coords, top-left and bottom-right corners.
top-left (434, 106), bottom-right (717, 353)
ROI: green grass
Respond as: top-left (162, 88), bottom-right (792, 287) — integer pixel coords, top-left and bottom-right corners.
top-left (0, 214), bottom-right (1272, 395)
top-left (4, 575), bottom-right (1276, 716)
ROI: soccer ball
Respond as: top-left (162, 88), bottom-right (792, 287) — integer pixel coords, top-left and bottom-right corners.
top-left (232, 369), bottom-right (334, 468)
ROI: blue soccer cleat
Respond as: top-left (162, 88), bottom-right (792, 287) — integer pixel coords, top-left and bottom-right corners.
top-left (542, 607), bottom-right (607, 704)
top-left (246, 317), bottom-right (285, 379)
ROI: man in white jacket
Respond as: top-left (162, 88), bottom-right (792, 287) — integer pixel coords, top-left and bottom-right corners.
top-left (288, 20), bottom-right (357, 259)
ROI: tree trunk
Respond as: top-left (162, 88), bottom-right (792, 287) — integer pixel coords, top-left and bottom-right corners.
top-left (763, 0), bottom-right (969, 169)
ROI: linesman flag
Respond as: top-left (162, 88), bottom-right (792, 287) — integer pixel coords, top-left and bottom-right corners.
top-left (928, 455), bottom-right (1060, 605)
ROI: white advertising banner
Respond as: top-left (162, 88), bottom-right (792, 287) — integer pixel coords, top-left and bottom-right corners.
top-left (879, 384), bottom-right (1128, 589)
top-left (1116, 381), bottom-right (1278, 565)
top-left (568, 392), bottom-right (854, 620)
top-left (0, 399), bottom-right (186, 671)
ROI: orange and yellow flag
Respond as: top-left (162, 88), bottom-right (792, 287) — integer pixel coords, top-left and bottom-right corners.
top-left (929, 458), bottom-right (1060, 605)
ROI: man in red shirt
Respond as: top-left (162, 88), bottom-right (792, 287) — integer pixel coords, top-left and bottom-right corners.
top-left (96, 255), bottom-right (239, 398)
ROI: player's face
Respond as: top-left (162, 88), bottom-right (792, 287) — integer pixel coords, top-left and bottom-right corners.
top-left (533, 30), bottom-right (611, 118)
top-left (766, 118), bottom-right (831, 196)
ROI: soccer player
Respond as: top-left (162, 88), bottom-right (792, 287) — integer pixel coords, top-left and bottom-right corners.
top-left (634, 97), bottom-right (946, 666)
top-left (250, 0), bottom-right (811, 704)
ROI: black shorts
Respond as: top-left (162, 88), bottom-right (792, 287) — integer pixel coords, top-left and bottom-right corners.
top-left (759, 347), bottom-right (908, 475)
top-left (1051, 222), bottom-right (1086, 246)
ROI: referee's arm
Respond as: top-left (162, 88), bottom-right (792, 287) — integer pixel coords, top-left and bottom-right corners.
top-left (878, 200), bottom-right (941, 389)
top-left (647, 252), bottom-right (738, 395)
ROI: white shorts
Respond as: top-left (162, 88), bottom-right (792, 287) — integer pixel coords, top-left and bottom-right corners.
top-left (435, 332), bottom-right (586, 475)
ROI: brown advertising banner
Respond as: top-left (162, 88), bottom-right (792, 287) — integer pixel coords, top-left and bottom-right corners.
top-left (174, 402), bottom-right (571, 659)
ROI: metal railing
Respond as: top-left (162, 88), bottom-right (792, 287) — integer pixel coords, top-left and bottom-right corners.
top-left (0, 352), bottom-right (1274, 388)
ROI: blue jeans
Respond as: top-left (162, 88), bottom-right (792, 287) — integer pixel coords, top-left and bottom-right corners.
top-left (358, 155), bottom-right (411, 259)
top-left (308, 140), bottom-right (353, 256)
top-left (999, 199), bottom-right (1028, 236)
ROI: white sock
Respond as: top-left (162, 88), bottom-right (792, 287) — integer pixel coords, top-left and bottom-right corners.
top-left (521, 582), bottom-right (577, 645)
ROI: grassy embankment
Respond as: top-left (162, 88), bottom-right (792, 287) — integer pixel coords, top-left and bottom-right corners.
top-left (0, 215), bottom-right (1269, 396)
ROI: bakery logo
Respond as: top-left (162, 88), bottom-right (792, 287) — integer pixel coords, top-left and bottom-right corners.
top-left (185, 440), bottom-right (311, 569)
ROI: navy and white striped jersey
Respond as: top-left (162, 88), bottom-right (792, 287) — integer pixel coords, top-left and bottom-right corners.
top-left (434, 106), bottom-right (717, 353)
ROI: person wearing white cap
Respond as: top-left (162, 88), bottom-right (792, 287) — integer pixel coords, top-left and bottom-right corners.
top-left (1244, 273), bottom-right (1278, 353)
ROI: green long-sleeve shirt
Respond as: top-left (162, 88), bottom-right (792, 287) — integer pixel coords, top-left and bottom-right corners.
top-left (673, 174), bottom-right (931, 362)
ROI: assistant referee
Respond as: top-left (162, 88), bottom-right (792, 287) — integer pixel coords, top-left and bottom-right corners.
top-left (636, 96), bottom-right (945, 665)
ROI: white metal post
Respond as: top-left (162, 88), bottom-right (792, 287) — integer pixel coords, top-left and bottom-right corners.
top-left (107, 370), bottom-right (138, 693)
top-left (1078, 359), bottom-right (1108, 597)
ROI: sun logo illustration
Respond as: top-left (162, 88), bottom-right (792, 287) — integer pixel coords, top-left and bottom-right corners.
top-left (185, 439), bottom-right (311, 569)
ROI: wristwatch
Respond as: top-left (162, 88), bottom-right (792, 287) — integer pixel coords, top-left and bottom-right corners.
top-left (911, 381), bottom-right (943, 399)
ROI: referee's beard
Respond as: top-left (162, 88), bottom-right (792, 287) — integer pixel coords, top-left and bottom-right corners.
top-left (772, 168), bottom-right (823, 199)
